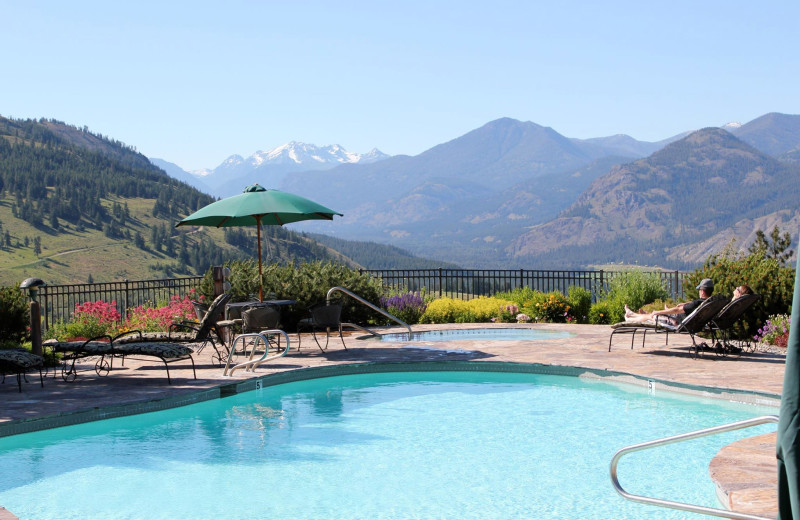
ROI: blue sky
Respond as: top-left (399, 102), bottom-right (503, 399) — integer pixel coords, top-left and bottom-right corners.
top-left (2, 1), bottom-right (798, 171)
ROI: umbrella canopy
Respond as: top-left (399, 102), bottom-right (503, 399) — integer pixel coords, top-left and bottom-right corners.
top-left (778, 239), bottom-right (800, 519)
top-left (176, 184), bottom-right (342, 300)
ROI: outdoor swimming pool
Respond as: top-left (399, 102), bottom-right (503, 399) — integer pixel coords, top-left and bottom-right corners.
top-left (370, 327), bottom-right (575, 342)
top-left (0, 370), bottom-right (776, 519)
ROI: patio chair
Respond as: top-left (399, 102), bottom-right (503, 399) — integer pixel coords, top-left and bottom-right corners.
top-left (0, 349), bottom-right (44, 392)
top-left (708, 293), bottom-right (761, 355)
top-left (609, 294), bottom-right (731, 358)
top-left (296, 300), bottom-right (347, 352)
top-left (43, 336), bottom-right (115, 382)
top-left (191, 300), bottom-right (209, 321)
top-left (228, 304), bottom-right (284, 358)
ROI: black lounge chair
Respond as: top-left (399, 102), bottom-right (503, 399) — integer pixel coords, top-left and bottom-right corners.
top-left (111, 341), bottom-right (196, 384)
top-left (44, 336), bottom-right (115, 381)
top-left (708, 293), bottom-right (761, 355)
top-left (0, 349), bottom-right (44, 392)
top-left (44, 335), bottom-right (194, 384)
top-left (609, 294), bottom-right (731, 358)
top-left (114, 292), bottom-right (234, 365)
top-left (297, 300), bottom-right (347, 352)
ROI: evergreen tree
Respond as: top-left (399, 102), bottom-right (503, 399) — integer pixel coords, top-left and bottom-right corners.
top-left (748, 225), bottom-right (794, 265)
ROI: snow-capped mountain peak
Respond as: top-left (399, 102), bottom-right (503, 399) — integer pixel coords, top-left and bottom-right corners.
top-left (246, 141), bottom-right (385, 167)
top-left (722, 121), bottom-right (743, 130)
top-left (184, 141), bottom-right (390, 197)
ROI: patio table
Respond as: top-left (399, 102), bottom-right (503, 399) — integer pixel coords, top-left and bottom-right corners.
top-left (225, 299), bottom-right (297, 321)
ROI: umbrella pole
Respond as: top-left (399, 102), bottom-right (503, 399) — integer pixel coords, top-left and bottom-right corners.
top-left (256, 215), bottom-right (263, 302)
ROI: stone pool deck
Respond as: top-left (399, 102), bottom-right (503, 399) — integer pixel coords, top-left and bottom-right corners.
top-left (0, 323), bottom-right (786, 519)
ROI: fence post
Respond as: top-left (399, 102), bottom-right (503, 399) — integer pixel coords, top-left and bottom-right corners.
top-left (674, 270), bottom-right (680, 300)
top-left (124, 279), bottom-right (129, 317)
top-left (599, 270), bottom-right (604, 302)
top-left (438, 268), bottom-right (443, 299)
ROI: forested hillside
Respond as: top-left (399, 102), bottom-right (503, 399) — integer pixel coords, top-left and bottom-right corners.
top-left (307, 233), bottom-right (460, 269)
top-left (510, 128), bottom-right (800, 268)
top-left (0, 117), bottom-right (366, 284)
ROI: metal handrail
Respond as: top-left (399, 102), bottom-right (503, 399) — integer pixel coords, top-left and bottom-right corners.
top-left (326, 286), bottom-right (412, 335)
top-left (610, 415), bottom-right (779, 520)
top-left (223, 330), bottom-right (290, 375)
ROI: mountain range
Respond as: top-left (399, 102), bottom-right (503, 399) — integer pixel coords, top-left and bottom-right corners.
top-left (149, 112), bottom-right (800, 269)
top-left (152, 142), bottom-right (389, 198)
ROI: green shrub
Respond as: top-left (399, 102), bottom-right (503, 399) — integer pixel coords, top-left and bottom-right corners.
top-left (606, 271), bottom-right (669, 311)
top-left (420, 297), bottom-right (515, 324)
top-left (379, 291), bottom-right (428, 325)
top-left (0, 284), bottom-right (30, 343)
top-left (592, 271), bottom-right (669, 324)
top-left (420, 298), bottom-right (469, 324)
top-left (588, 300), bottom-right (614, 325)
top-left (201, 260), bottom-right (385, 330)
top-left (567, 287), bottom-right (592, 324)
top-left (526, 291), bottom-right (571, 323)
top-left (494, 287), bottom-right (538, 305)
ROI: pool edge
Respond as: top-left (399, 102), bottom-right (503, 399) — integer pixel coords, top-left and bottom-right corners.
top-left (0, 361), bottom-right (780, 439)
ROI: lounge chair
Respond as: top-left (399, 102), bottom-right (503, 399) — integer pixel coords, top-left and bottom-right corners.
top-left (110, 341), bottom-right (197, 384)
top-left (609, 294), bottom-right (731, 358)
top-left (708, 293), bottom-right (761, 355)
top-left (296, 300), bottom-right (347, 352)
top-left (114, 292), bottom-right (234, 365)
top-left (44, 335), bottom-right (194, 384)
top-left (0, 349), bottom-right (44, 392)
top-left (44, 336), bottom-right (116, 382)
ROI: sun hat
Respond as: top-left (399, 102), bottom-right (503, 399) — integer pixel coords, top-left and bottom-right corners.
top-left (696, 278), bottom-right (714, 290)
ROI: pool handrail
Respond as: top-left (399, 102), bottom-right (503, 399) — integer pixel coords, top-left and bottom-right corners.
top-left (326, 286), bottom-right (412, 336)
top-left (224, 330), bottom-right (290, 375)
top-left (610, 414), bottom-right (779, 520)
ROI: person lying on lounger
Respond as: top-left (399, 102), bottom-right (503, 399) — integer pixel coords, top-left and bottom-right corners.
top-left (623, 278), bottom-right (715, 326)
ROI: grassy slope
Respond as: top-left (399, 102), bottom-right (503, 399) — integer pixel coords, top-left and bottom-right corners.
top-left (0, 194), bottom-right (235, 285)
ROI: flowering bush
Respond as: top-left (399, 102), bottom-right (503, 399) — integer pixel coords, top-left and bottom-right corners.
top-left (420, 297), bottom-right (515, 324)
top-left (516, 313), bottom-right (531, 323)
top-left (46, 300), bottom-right (122, 340)
top-left (379, 291), bottom-right (428, 325)
top-left (531, 292), bottom-right (572, 323)
top-left (499, 304), bottom-right (519, 322)
top-left (588, 301), bottom-right (613, 325)
top-left (754, 314), bottom-right (791, 348)
top-left (126, 294), bottom-right (196, 332)
top-left (45, 293), bottom-right (199, 340)
top-left (567, 287), bottom-right (592, 324)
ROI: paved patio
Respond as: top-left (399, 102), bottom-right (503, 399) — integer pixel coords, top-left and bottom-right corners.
top-left (0, 323), bottom-right (787, 519)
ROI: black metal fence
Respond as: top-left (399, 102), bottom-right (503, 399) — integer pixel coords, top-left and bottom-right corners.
top-left (36, 269), bottom-right (685, 331)
top-left (39, 276), bottom-right (204, 330)
top-left (361, 268), bottom-right (686, 302)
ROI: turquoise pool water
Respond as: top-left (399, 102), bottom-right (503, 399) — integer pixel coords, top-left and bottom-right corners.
top-left (0, 371), bottom-right (775, 520)
top-left (371, 327), bottom-right (575, 342)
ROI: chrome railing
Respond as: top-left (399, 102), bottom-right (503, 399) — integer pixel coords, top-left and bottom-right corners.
top-left (610, 415), bottom-right (779, 520)
top-left (326, 286), bottom-right (412, 336)
top-left (223, 330), bottom-right (290, 375)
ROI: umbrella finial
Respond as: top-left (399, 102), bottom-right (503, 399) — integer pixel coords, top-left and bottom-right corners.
top-left (244, 184), bottom-right (268, 193)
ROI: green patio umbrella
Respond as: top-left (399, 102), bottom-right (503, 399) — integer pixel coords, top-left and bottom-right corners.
top-left (778, 225), bottom-right (800, 519)
top-left (176, 184), bottom-right (342, 301)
